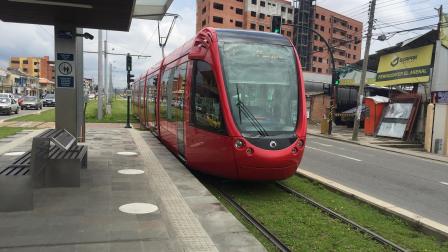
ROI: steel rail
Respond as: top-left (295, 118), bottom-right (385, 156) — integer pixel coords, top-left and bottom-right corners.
top-left (276, 181), bottom-right (408, 252)
top-left (212, 183), bottom-right (291, 252)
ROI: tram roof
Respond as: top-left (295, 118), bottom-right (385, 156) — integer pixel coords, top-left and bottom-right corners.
top-left (216, 29), bottom-right (292, 46)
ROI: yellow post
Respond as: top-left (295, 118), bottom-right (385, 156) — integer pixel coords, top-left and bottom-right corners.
top-left (424, 103), bottom-right (434, 152)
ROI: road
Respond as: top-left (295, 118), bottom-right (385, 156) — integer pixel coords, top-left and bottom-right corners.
top-left (0, 107), bottom-right (53, 122)
top-left (301, 135), bottom-right (448, 226)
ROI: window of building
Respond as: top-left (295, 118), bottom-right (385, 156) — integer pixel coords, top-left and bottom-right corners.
top-left (202, 6), bottom-right (206, 14)
top-left (252, 0), bottom-right (257, 4)
top-left (318, 57), bottom-right (323, 63)
top-left (23, 68), bottom-right (28, 72)
top-left (230, 19), bottom-right (234, 23)
top-left (318, 68), bottom-right (322, 73)
top-left (288, 8), bottom-right (293, 14)
top-left (319, 47), bottom-right (323, 52)
top-left (235, 21), bottom-right (243, 27)
top-left (286, 31), bottom-right (291, 36)
top-left (259, 25), bottom-right (264, 31)
top-left (213, 16), bottom-right (223, 24)
top-left (287, 20), bottom-right (292, 24)
top-left (236, 0), bottom-right (243, 2)
top-left (251, 11), bottom-right (256, 17)
top-left (313, 46), bottom-right (318, 51)
top-left (23, 60), bottom-right (28, 64)
top-left (312, 67), bottom-right (316, 72)
top-left (281, 30), bottom-right (285, 35)
top-left (313, 56), bottom-right (317, 61)
top-left (320, 26), bottom-right (324, 32)
top-left (230, 6), bottom-right (234, 10)
top-left (281, 6), bottom-right (286, 12)
top-left (202, 19), bottom-right (206, 26)
top-left (250, 23), bottom-right (256, 29)
top-left (321, 15), bottom-right (325, 21)
top-left (260, 1), bottom-right (265, 7)
top-left (354, 45), bottom-right (357, 50)
top-left (355, 27), bottom-right (358, 31)
top-left (314, 35), bottom-right (318, 40)
top-left (282, 18), bottom-right (285, 23)
top-left (236, 8), bottom-right (243, 15)
top-left (314, 24), bottom-right (318, 29)
top-left (353, 55), bottom-right (356, 59)
top-left (259, 13), bottom-right (265, 19)
top-left (315, 14), bottom-right (319, 19)
top-left (213, 3), bottom-right (223, 10)
top-left (11, 60), bottom-right (19, 64)
top-left (347, 53), bottom-right (351, 58)
top-left (191, 61), bottom-right (224, 133)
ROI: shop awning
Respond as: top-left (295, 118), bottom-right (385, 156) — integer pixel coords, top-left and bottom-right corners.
top-left (133, 0), bottom-right (175, 20)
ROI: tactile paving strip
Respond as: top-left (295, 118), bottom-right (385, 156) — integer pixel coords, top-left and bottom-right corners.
top-left (130, 129), bottom-right (218, 252)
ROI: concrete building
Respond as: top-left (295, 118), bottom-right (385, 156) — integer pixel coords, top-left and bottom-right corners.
top-left (196, 0), bottom-right (295, 41)
top-left (9, 56), bottom-right (55, 81)
top-left (310, 6), bottom-right (363, 74)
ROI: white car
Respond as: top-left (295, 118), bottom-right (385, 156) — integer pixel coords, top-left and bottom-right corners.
top-left (0, 97), bottom-right (20, 115)
top-left (0, 93), bottom-right (14, 99)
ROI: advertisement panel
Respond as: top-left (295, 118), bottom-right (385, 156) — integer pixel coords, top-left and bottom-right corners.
top-left (376, 44), bottom-right (434, 87)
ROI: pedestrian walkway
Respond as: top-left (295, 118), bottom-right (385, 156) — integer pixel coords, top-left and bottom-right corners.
top-left (307, 123), bottom-right (448, 163)
top-left (0, 128), bottom-right (265, 252)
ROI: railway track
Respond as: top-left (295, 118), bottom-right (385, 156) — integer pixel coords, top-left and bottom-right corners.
top-left (275, 180), bottom-right (408, 252)
top-left (202, 173), bottom-right (409, 252)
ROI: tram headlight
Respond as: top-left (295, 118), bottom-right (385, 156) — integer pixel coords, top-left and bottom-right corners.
top-left (246, 147), bottom-right (254, 155)
top-left (234, 139), bottom-right (245, 149)
top-left (291, 147), bottom-right (298, 154)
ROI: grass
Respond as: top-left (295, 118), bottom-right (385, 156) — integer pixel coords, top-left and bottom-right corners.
top-left (213, 180), bottom-right (389, 251)
top-left (202, 174), bottom-right (448, 251)
top-left (6, 99), bottom-right (138, 124)
top-left (283, 176), bottom-right (448, 251)
top-left (85, 99), bottom-right (138, 123)
top-left (0, 127), bottom-right (24, 139)
top-left (7, 109), bottom-right (55, 122)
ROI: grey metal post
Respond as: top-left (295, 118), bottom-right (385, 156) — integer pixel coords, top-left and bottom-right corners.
top-left (104, 35), bottom-right (109, 105)
top-left (97, 30), bottom-right (103, 120)
top-left (54, 25), bottom-right (83, 139)
top-left (352, 0), bottom-right (376, 141)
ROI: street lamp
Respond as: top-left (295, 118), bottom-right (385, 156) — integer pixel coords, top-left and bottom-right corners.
top-left (283, 23), bottom-right (337, 134)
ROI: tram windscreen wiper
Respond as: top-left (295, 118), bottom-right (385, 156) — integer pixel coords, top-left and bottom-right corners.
top-left (236, 84), bottom-right (269, 137)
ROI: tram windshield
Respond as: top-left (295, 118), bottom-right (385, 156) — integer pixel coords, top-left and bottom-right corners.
top-left (219, 42), bottom-right (298, 137)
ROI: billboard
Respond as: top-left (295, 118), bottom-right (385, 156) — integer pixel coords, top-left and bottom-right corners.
top-left (376, 44), bottom-right (434, 87)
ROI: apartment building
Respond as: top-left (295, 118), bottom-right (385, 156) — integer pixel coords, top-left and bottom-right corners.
top-left (310, 6), bottom-right (363, 74)
top-left (9, 56), bottom-right (55, 81)
top-left (196, 0), bottom-right (295, 41)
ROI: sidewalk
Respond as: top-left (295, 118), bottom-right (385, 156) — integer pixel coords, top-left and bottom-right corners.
top-left (307, 123), bottom-right (448, 163)
top-left (0, 128), bottom-right (264, 252)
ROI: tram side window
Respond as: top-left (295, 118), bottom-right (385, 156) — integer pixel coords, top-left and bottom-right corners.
top-left (191, 61), bottom-right (225, 133)
top-left (171, 63), bottom-right (187, 122)
top-left (160, 68), bottom-right (175, 120)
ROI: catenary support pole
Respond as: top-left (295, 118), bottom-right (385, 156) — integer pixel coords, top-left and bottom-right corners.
top-left (97, 30), bottom-right (103, 120)
top-left (352, 0), bottom-right (376, 141)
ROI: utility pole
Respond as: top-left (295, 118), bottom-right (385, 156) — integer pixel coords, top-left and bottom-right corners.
top-left (109, 63), bottom-right (112, 102)
top-left (352, 0), bottom-right (376, 141)
top-left (104, 33), bottom-right (109, 106)
top-left (97, 30), bottom-right (103, 120)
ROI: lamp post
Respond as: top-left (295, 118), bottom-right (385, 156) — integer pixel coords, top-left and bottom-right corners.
top-left (283, 23), bottom-right (337, 134)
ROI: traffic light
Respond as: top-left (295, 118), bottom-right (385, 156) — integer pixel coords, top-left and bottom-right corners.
top-left (332, 72), bottom-right (340, 86)
top-left (126, 53), bottom-right (132, 72)
top-left (271, 16), bottom-right (282, 34)
top-left (127, 73), bottom-right (135, 84)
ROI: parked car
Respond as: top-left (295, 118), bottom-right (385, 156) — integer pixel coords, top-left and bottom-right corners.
top-left (0, 93), bottom-right (14, 99)
top-left (0, 97), bottom-right (20, 115)
top-left (13, 94), bottom-right (24, 106)
top-left (43, 94), bottom-right (56, 107)
top-left (21, 96), bottom-right (43, 110)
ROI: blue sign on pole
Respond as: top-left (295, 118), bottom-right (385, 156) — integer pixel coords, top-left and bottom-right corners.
top-left (57, 76), bottom-right (74, 88)
top-left (57, 53), bottom-right (74, 61)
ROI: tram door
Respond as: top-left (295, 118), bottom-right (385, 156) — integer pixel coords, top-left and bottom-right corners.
top-left (174, 63), bottom-right (187, 157)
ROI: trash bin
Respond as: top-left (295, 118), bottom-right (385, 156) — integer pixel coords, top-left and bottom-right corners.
top-left (364, 96), bottom-right (389, 136)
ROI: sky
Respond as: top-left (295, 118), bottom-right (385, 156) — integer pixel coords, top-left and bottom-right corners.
top-left (0, 0), bottom-right (445, 88)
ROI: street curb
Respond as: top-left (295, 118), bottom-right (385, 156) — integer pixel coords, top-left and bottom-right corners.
top-left (307, 132), bottom-right (448, 164)
top-left (297, 169), bottom-right (448, 239)
top-left (0, 108), bottom-right (54, 123)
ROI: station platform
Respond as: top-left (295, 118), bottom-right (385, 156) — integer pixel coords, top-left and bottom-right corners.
top-left (0, 127), bottom-right (265, 252)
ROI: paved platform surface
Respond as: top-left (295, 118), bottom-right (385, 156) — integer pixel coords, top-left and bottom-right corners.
top-left (0, 128), bottom-right (265, 252)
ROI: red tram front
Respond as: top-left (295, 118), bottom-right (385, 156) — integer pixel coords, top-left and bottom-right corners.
top-left (132, 28), bottom-right (306, 180)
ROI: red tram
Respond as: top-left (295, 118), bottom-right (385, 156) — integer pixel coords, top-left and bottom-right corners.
top-left (132, 28), bottom-right (306, 180)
